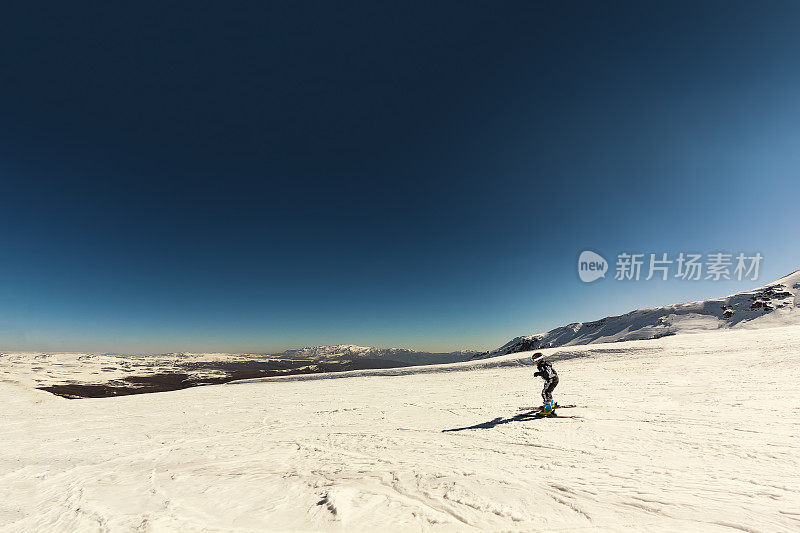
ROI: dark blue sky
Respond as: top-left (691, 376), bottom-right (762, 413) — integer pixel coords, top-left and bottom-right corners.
top-left (1, 1), bottom-right (799, 353)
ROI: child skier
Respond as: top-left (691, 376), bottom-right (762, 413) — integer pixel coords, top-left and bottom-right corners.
top-left (532, 353), bottom-right (558, 415)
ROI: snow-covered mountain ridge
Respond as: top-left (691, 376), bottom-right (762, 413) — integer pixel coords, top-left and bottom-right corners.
top-left (479, 269), bottom-right (800, 358)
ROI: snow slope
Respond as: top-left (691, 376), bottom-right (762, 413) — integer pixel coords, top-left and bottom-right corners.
top-left (2, 326), bottom-right (799, 531)
top-left (481, 269), bottom-right (800, 358)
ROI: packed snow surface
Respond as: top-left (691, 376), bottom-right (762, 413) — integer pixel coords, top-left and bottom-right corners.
top-left (2, 326), bottom-right (799, 531)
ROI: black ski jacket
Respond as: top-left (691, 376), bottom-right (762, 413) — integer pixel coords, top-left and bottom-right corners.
top-left (534, 361), bottom-right (558, 381)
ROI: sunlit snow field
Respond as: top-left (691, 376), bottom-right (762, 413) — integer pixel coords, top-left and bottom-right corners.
top-left (2, 326), bottom-right (799, 532)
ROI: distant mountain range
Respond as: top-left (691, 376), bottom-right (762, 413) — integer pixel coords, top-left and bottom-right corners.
top-left (272, 345), bottom-right (478, 366)
top-left (13, 270), bottom-right (800, 398)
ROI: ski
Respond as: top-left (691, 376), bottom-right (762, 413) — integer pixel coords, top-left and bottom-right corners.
top-left (518, 404), bottom-right (577, 411)
top-left (518, 412), bottom-right (582, 419)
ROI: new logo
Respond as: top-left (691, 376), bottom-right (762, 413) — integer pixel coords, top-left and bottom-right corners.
top-left (578, 250), bottom-right (608, 283)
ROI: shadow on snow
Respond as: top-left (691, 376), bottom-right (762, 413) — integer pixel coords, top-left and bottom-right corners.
top-left (442, 413), bottom-right (546, 432)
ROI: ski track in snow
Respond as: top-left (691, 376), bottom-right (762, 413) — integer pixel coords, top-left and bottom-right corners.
top-left (2, 326), bottom-right (800, 532)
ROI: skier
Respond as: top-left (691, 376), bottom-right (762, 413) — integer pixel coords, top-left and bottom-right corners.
top-left (532, 353), bottom-right (558, 415)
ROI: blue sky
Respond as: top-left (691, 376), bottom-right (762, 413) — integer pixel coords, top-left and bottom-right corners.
top-left (1, 1), bottom-right (799, 353)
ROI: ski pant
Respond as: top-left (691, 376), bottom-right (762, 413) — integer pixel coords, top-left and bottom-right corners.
top-left (541, 376), bottom-right (558, 403)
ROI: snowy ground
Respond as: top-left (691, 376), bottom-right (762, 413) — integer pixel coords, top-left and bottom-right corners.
top-left (2, 326), bottom-right (799, 532)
